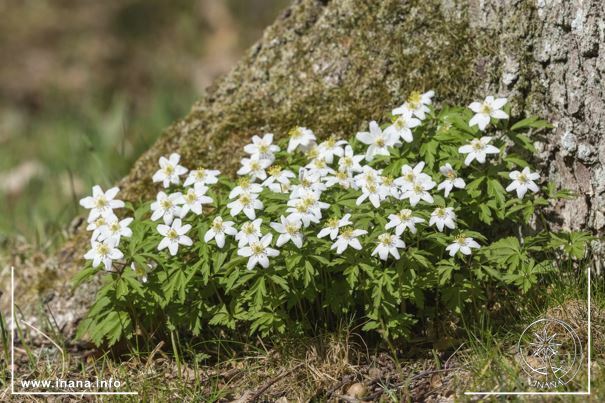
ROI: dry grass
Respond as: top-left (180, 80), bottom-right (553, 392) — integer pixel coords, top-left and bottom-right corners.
top-left (2, 294), bottom-right (602, 401)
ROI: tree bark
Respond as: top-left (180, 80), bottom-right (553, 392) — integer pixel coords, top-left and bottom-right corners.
top-left (40, 0), bottom-right (604, 338)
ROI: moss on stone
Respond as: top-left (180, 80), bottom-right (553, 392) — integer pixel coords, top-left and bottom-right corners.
top-left (119, 0), bottom-right (499, 203)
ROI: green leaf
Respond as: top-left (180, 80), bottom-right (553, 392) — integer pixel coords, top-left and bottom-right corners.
top-left (478, 204), bottom-right (493, 225)
top-left (510, 116), bottom-right (553, 131)
top-left (72, 267), bottom-right (98, 288)
top-left (487, 178), bottom-right (506, 207)
top-left (344, 265), bottom-right (359, 288)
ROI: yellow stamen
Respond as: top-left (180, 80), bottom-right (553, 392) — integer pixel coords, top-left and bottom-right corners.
top-left (97, 244), bottom-right (110, 256)
top-left (96, 197), bottom-right (108, 208)
top-left (251, 243), bottom-right (264, 255)
top-left (239, 194), bottom-right (251, 205)
top-left (398, 209), bottom-right (412, 220)
top-left (285, 223), bottom-right (299, 235)
top-left (407, 91), bottom-right (422, 108)
top-left (455, 235), bottom-right (467, 245)
top-left (395, 116), bottom-right (407, 129)
top-left (340, 227), bottom-right (354, 239)
top-left (289, 127), bottom-right (302, 138)
top-left (480, 103), bottom-right (492, 114)
top-left (327, 217), bottom-right (340, 229)
top-left (238, 177), bottom-right (251, 188)
top-left (268, 165), bottom-right (282, 176)
top-left (378, 233), bottom-right (394, 246)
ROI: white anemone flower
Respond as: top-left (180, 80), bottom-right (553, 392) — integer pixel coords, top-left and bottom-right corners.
top-left (458, 136), bottom-right (500, 166)
top-left (305, 157), bottom-right (336, 178)
top-left (227, 192), bottom-right (263, 219)
top-left (244, 133), bottom-right (280, 160)
top-left (263, 165), bottom-right (296, 193)
top-left (385, 209), bottom-right (425, 235)
top-left (324, 169), bottom-right (354, 189)
top-left (150, 191), bottom-right (182, 224)
top-left (392, 90), bottom-right (435, 120)
top-left (299, 191), bottom-right (329, 215)
top-left (384, 109), bottom-right (421, 143)
top-left (394, 162), bottom-right (432, 191)
top-left (446, 235), bottom-right (481, 256)
top-left (354, 165), bottom-right (382, 189)
top-left (286, 200), bottom-right (320, 228)
top-left (402, 179), bottom-right (435, 206)
top-left (79, 185), bottom-right (125, 221)
top-left (229, 177), bottom-right (263, 199)
top-left (152, 153), bottom-right (188, 188)
top-left (338, 145), bottom-right (364, 173)
top-left (317, 214), bottom-right (352, 240)
top-left (429, 207), bottom-right (457, 232)
top-left (290, 168), bottom-right (326, 198)
top-left (317, 136), bottom-right (347, 163)
top-left (99, 217), bottom-right (133, 243)
top-left (287, 127), bottom-right (316, 153)
top-left (177, 183), bottom-right (213, 217)
top-left (287, 191), bottom-right (329, 225)
top-left (183, 167), bottom-right (220, 187)
top-left (356, 182), bottom-right (388, 208)
top-left (237, 234), bottom-right (279, 269)
top-left (235, 219), bottom-right (263, 247)
top-left (86, 213), bottom-right (116, 241)
top-left (204, 216), bottom-right (237, 248)
top-left (356, 121), bottom-right (397, 161)
top-left (506, 167), bottom-right (540, 199)
top-left (468, 96), bottom-right (508, 131)
top-left (437, 163), bottom-right (466, 197)
top-left (372, 233), bottom-right (405, 261)
top-left (381, 176), bottom-right (401, 199)
top-left (157, 218), bottom-right (192, 256)
top-left (331, 227), bottom-right (368, 254)
top-left (270, 216), bottom-right (303, 248)
top-left (84, 237), bottom-right (123, 271)
top-left (237, 155), bottom-right (271, 181)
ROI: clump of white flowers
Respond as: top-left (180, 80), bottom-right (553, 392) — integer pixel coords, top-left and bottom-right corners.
top-left (80, 90), bottom-right (593, 348)
top-left (80, 91), bottom-right (545, 276)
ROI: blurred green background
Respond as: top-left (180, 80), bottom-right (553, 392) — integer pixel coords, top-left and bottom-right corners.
top-left (0, 0), bottom-right (289, 249)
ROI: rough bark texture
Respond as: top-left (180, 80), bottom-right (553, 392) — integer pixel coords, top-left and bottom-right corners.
top-left (38, 0), bottom-right (603, 338)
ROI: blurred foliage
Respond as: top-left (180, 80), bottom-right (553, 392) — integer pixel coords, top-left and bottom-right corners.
top-left (0, 0), bottom-right (289, 246)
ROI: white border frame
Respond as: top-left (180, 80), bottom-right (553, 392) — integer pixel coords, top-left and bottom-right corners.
top-left (10, 266), bottom-right (138, 396)
top-left (464, 261), bottom-right (591, 396)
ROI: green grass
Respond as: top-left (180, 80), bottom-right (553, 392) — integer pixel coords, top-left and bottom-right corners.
top-left (458, 261), bottom-right (604, 399)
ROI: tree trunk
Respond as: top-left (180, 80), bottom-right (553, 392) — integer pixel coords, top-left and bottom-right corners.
top-left (40, 0), bottom-right (604, 338)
